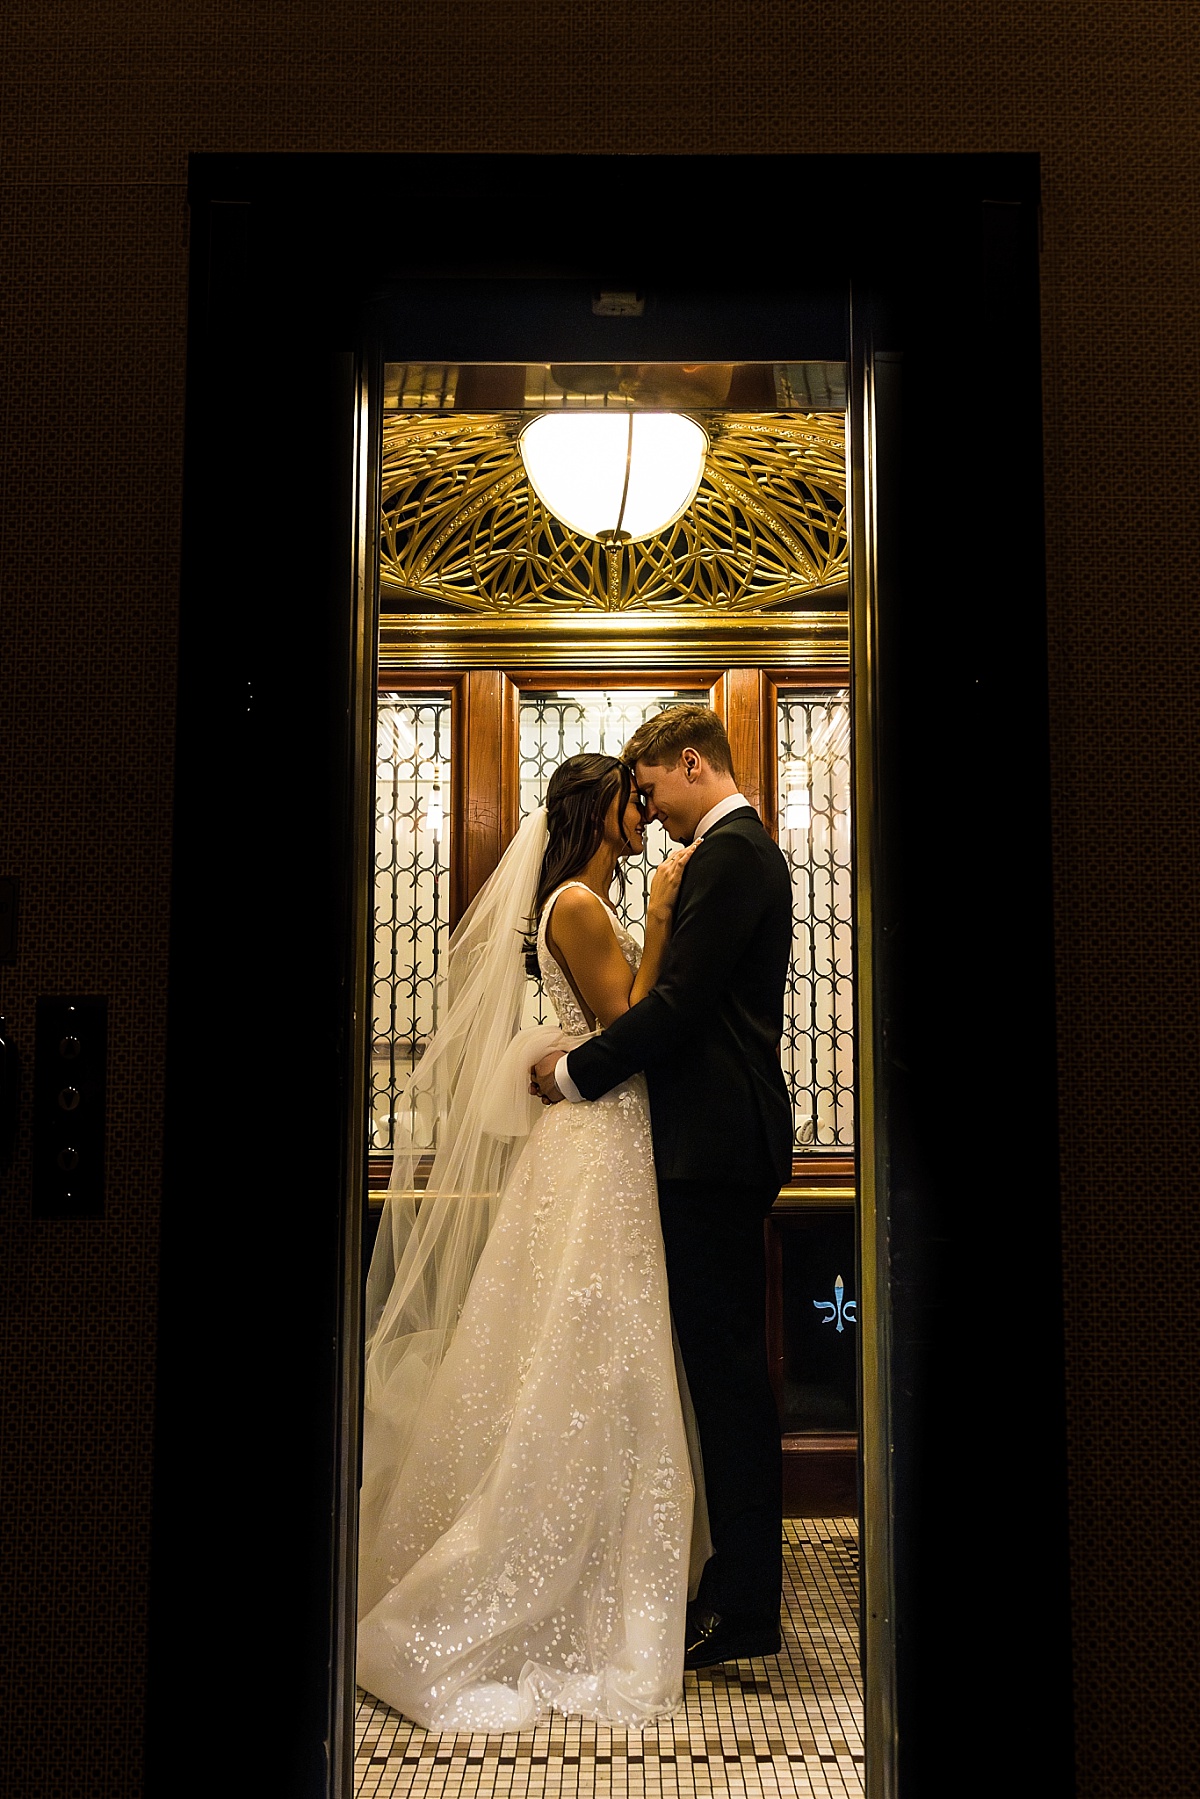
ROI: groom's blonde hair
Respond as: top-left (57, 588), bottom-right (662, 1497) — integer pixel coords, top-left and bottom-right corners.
top-left (622, 705), bottom-right (734, 777)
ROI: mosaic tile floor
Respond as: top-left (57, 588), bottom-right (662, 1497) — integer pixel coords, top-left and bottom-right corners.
top-left (356, 1519), bottom-right (863, 1799)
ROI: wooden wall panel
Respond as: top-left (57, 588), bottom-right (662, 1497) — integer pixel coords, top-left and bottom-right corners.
top-left (715, 667), bottom-right (777, 830)
top-left (452, 669), bottom-right (518, 922)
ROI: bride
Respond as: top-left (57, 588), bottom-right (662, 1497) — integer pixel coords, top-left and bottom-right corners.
top-left (357, 753), bottom-right (709, 1734)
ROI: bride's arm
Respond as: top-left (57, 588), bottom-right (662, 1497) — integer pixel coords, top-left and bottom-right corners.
top-left (545, 888), bottom-right (637, 1029)
top-left (629, 845), bottom-right (698, 1006)
top-left (547, 848), bottom-right (699, 1028)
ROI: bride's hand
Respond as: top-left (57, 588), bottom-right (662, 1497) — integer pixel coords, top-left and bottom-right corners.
top-left (530, 1050), bottom-right (565, 1104)
top-left (646, 840), bottom-right (701, 921)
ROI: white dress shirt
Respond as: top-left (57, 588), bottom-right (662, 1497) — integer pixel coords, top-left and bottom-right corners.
top-left (553, 793), bottom-right (750, 1102)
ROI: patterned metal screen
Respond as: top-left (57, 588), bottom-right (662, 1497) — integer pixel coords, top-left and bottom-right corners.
top-left (371, 694), bottom-right (451, 1153)
top-left (370, 685), bottom-right (855, 1161)
top-left (517, 691), bottom-right (703, 1024)
top-left (778, 690), bottom-right (854, 1152)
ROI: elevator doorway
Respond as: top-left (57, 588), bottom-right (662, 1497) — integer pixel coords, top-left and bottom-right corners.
top-left (357, 361), bottom-right (863, 1787)
top-left (158, 146), bottom-right (1066, 1799)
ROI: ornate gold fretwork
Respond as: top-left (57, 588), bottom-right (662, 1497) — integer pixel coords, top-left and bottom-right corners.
top-left (380, 412), bottom-right (846, 614)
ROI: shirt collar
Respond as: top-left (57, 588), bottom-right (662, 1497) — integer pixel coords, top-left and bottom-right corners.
top-left (693, 792), bottom-right (751, 841)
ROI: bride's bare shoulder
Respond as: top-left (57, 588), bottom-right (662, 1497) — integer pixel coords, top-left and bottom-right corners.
top-left (549, 882), bottom-right (606, 912)
top-left (546, 884), bottom-right (613, 936)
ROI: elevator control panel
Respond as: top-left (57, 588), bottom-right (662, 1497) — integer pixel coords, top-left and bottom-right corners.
top-left (33, 997), bottom-right (107, 1219)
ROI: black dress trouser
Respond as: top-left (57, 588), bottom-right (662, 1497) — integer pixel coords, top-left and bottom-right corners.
top-left (657, 1178), bottom-right (783, 1626)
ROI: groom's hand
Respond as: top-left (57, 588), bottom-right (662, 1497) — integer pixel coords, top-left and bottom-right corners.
top-left (530, 1051), bottom-right (565, 1105)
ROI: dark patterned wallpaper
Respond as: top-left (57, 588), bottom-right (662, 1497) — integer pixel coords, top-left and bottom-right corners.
top-left (1, 3), bottom-right (1198, 1795)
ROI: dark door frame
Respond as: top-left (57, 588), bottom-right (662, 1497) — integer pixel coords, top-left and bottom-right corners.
top-left (149, 154), bottom-right (1072, 1799)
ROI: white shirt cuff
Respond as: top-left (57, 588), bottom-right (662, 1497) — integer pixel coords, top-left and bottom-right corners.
top-left (554, 1054), bottom-right (583, 1103)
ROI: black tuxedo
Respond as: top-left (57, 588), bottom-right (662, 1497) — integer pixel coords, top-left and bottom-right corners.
top-left (566, 805), bottom-right (791, 1627)
top-left (566, 805), bottom-right (794, 1188)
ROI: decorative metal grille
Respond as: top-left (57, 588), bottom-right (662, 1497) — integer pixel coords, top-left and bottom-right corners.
top-left (518, 692), bottom-right (701, 1023)
top-left (379, 412), bottom-right (847, 614)
top-left (371, 694), bottom-right (451, 1154)
top-left (778, 690), bottom-right (854, 1152)
top-left (370, 688), bottom-right (855, 1160)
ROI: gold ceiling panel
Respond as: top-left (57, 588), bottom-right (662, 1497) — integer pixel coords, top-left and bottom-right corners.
top-left (380, 412), bottom-right (847, 615)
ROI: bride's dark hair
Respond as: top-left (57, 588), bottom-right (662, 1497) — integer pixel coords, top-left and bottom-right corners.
top-left (523, 754), bottom-right (636, 976)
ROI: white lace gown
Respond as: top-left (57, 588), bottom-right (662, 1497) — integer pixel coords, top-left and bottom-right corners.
top-left (356, 885), bottom-right (699, 1733)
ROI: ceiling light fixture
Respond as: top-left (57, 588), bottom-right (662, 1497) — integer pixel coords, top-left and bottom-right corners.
top-left (518, 412), bottom-right (709, 543)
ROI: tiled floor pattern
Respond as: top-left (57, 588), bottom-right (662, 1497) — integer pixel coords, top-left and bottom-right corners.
top-left (355, 1519), bottom-right (863, 1799)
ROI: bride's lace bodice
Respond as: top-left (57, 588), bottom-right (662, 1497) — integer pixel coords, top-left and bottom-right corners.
top-left (537, 882), bottom-right (640, 1034)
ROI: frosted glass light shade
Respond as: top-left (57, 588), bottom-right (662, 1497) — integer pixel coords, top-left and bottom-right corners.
top-left (519, 412), bottom-right (709, 543)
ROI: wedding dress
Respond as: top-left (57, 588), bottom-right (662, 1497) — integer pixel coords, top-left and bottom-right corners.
top-left (357, 855), bottom-right (706, 1733)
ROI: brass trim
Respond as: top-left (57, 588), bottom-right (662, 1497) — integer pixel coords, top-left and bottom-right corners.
top-left (851, 315), bottom-right (898, 1799)
top-left (370, 1189), bottom-right (483, 1205)
top-left (332, 351), bottom-right (378, 1799)
top-left (781, 1431), bottom-right (858, 1452)
top-left (372, 1182), bottom-right (858, 1212)
top-left (379, 606), bottom-right (849, 671)
top-left (773, 1185), bottom-right (856, 1208)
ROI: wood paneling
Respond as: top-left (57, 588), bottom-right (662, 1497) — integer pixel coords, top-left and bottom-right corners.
top-left (452, 669), bottom-right (518, 922)
top-left (510, 670), bottom-right (720, 693)
top-left (715, 667), bottom-right (777, 830)
top-left (782, 1435), bottom-right (858, 1518)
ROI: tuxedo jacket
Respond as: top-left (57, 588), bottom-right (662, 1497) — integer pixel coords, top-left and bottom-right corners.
top-left (566, 805), bottom-right (794, 1188)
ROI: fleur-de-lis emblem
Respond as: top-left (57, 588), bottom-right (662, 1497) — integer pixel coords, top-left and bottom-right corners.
top-left (813, 1274), bottom-right (857, 1333)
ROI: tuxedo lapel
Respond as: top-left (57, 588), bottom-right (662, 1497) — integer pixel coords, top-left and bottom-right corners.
top-left (696, 803), bottom-right (759, 841)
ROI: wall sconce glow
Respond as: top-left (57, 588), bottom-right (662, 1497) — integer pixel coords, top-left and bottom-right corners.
top-left (423, 784), bottom-right (444, 842)
top-left (519, 412), bottom-right (709, 543)
top-left (781, 762), bottom-right (812, 832)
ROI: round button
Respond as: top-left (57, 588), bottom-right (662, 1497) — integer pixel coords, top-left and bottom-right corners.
top-left (56, 1147), bottom-right (80, 1172)
top-left (57, 1086), bottom-right (81, 1112)
top-left (58, 1035), bottom-right (81, 1060)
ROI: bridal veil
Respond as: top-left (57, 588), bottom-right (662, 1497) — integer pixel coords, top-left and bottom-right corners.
top-left (360, 807), bottom-right (573, 1576)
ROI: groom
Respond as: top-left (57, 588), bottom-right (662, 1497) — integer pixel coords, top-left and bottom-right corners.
top-left (533, 705), bottom-right (793, 1668)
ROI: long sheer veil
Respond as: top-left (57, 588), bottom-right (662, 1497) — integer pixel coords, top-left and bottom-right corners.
top-left (360, 807), bottom-right (582, 1572)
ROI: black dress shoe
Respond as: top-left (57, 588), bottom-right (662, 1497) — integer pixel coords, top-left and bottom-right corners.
top-left (684, 1605), bottom-right (781, 1670)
